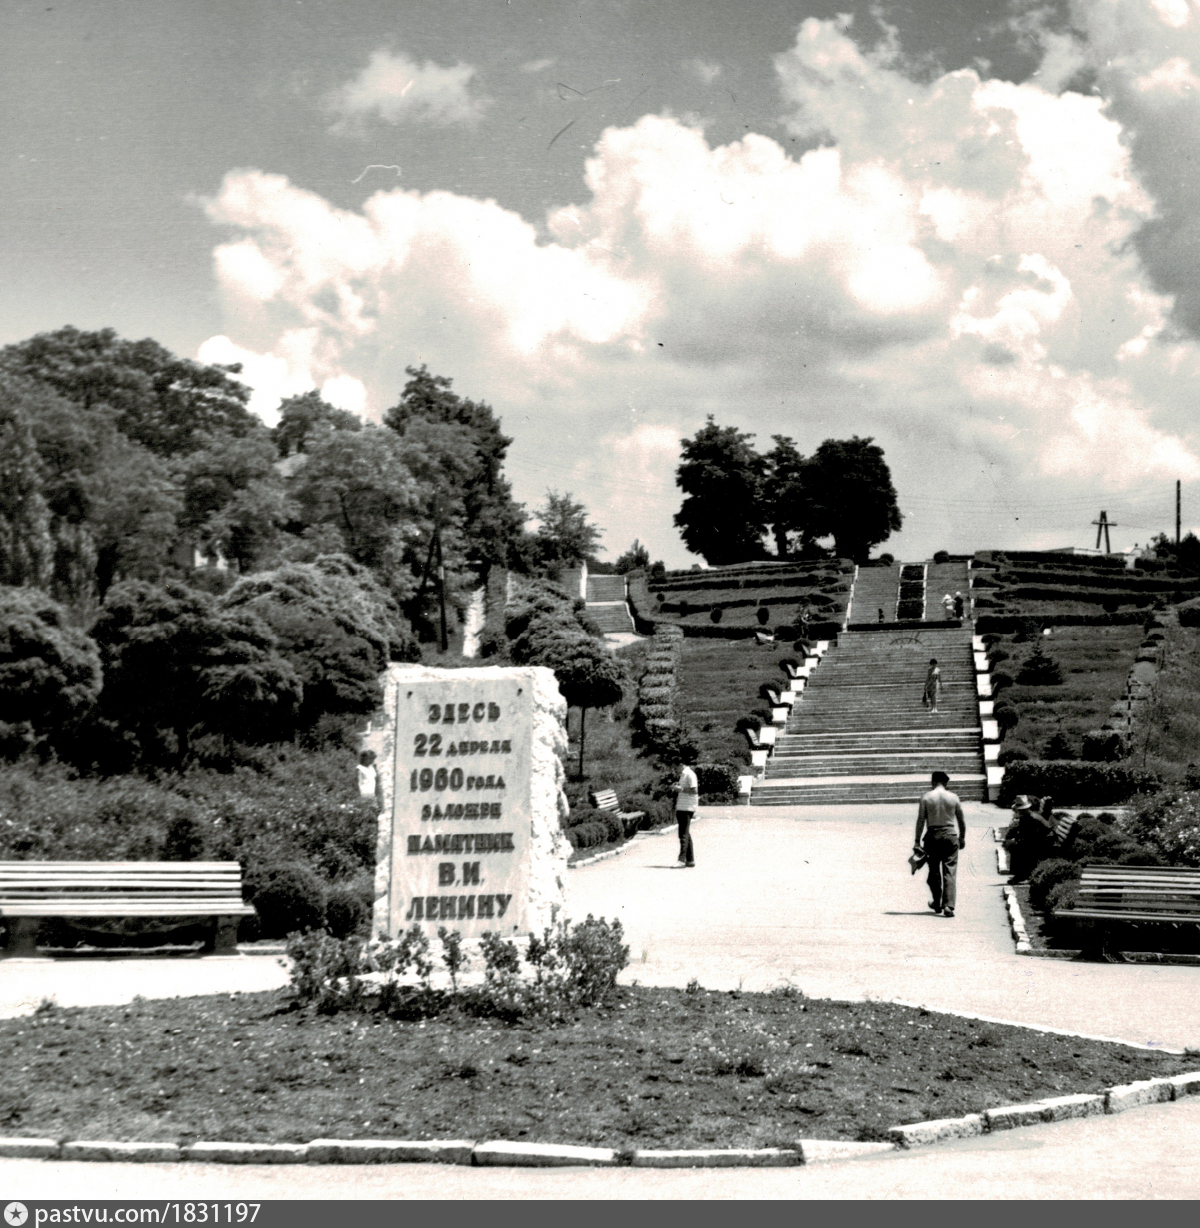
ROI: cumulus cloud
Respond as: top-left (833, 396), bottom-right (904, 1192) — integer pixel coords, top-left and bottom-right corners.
top-left (200, 13), bottom-right (1200, 561)
top-left (330, 48), bottom-right (491, 129)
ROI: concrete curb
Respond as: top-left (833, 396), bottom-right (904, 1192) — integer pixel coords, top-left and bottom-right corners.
top-left (1002, 885), bottom-right (1032, 954)
top-left (3, 1072), bottom-right (1198, 1168)
top-left (306, 1139), bottom-right (475, 1165)
top-left (61, 1142), bottom-right (182, 1163)
top-left (474, 1140), bottom-right (620, 1167)
top-left (1002, 884), bottom-right (1200, 966)
top-left (890, 1071), bottom-right (1200, 1147)
top-left (630, 1148), bottom-right (799, 1168)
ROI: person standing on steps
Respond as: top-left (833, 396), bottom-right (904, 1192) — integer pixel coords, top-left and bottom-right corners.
top-left (922, 658), bottom-right (941, 714)
top-left (941, 592), bottom-right (954, 618)
top-left (674, 755), bottom-right (698, 867)
top-left (953, 591), bottom-right (965, 619)
top-left (914, 771), bottom-right (966, 917)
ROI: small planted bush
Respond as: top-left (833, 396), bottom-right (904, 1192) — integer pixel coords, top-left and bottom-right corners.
top-left (1028, 858), bottom-right (1080, 911)
top-left (250, 863), bottom-right (327, 939)
top-left (1016, 645), bottom-right (1064, 686)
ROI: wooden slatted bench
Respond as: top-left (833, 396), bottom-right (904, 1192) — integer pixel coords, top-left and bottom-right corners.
top-left (588, 790), bottom-right (646, 838)
top-left (1055, 865), bottom-right (1200, 958)
top-left (0, 862), bottom-right (256, 958)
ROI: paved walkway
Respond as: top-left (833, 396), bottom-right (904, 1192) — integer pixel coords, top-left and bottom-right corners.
top-left (568, 804), bottom-right (1200, 1050)
top-left (3, 1096), bottom-right (1199, 1199)
top-left (0, 953), bottom-right (290, 1019)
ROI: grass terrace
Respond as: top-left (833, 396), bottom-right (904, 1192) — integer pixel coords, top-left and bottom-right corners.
top-left (628, 560), bottom-right (853, 637)
top-left (674, 637), bottom-right (797, 767)
top-left (990, 625), bottom-right (1144, 762)
top-left (973, 551), bottom-right (1200, 622)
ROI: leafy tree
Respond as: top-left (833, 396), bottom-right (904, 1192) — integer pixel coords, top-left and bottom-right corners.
top-left (801, 436), bottom-right (901, 564)
top-left (0, 587), bottom-right (102, 744)
top-left (0, 326), bottom-right (258, 456)
top-left (674, 417), bottom-right (766, 564)
top-left (509, 614), bottom-right (623, 777)
top-left (385, 365), bottom-right (525, 569)
top-left (614, 540), bottom-right (651, 573)
top-left (177, 432), bottom-right (294, 572)
top-left (14, 375), bottom-right (181, 606)
top-left (1151, 531), bottom-right (1200, 575)
top-left (272, 390), bottom-right (362, 457)
top-left (535, 490), bottom-right (602, 569)
top-left (761, 435), bottom-right (812, 557)
top-left (220, 558), bottom-right (417, 729)
top-left (0, 388), bottom-right (53, 589)
top-left (292, 427), bottom-right (422, 602)
top-left (90, 580), bottom-right (303, 767)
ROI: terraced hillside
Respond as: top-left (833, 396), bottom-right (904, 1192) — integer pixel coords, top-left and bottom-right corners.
top-left (972, 551), bottom-right (1200, 626)
top-left (627, 559), bottom-right (854, 638)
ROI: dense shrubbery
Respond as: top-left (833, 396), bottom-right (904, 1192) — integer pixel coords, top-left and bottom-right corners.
top-left (286, 914), bottom-right (629, 1021)
top-left (997, 760), bottom-right (1160, 807)
top-left (0, 747), bottom-right (377, 917)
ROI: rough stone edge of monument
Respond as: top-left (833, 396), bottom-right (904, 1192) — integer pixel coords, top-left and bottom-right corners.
top-left (5, 1079), bottom-right (1200, 1167)
top-left (1002, 882), bottom-right (1200, 966)
top-left (360, 664), bottom-right (571, 941)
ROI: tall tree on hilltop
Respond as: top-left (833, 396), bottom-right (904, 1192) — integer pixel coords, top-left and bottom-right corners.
top-left (674, 417), bottom-right (766, 565)
top-left (271, 390), bottom-right (362, 457)
top-left (614, 540), bottom-right (651, 573)
top-left (385, 365), bottom-right (525, 569)
top-left (761, 435), bottom-right (814, 558)
top-left (535, 490), bottom-right (602, 569)
top-left (803, 436), bottom-right (902, 564)
top-left (177, 433), bottom-right (294, 573)
top-left (292, 426), bottom-right (423, 605)
top-left (0, 326), bottom-right (259, 456)
top-left (0, 392), bottom-right (53, 590)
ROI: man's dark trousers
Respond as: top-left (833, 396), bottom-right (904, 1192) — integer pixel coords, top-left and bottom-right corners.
top-left (924, 831), bottom-right (959, 912)
top-left (676, 810), bottom-right (695, 866)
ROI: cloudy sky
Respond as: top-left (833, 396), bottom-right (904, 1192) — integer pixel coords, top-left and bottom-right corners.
top-left (6, 0), bottom-right (1200, 566)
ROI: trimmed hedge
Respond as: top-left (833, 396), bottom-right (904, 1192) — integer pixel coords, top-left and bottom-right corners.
top-left (976, 611), bottom-right (1146, 633)
top-left (695, 761), bottom-right (740, 802)
top-left (997, 585), bottom-right (1155, 607)
top-left (996, 760), bottom-right (1160, 807)
top-left (999, 569), bottom-right (1200, 594)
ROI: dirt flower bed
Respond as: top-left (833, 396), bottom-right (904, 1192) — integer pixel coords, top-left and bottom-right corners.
top-left (0, 988), bottom-right (1193, 1149)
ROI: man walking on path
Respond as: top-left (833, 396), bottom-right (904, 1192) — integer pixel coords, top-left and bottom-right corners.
top-left (914, 771), bottom-right (966, 916)
top-left (675, 758), bottom-right (698, 867)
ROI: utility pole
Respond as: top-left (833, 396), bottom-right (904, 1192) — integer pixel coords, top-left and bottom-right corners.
top-left (1177, 479), bottom-right (1182, 545)
top-left (1092, 510), bottom-right (1117, 554)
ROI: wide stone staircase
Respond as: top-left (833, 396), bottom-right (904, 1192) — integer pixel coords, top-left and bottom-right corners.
top-left (848, 563), bottom-right (901, 623)
top-left (585, 574), bottom-right (635, 634)
top-left (750, 623), bottom-right (987, 805)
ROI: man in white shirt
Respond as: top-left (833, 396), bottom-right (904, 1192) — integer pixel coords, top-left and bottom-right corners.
top-left (675, 759), bottom-right (699, 867)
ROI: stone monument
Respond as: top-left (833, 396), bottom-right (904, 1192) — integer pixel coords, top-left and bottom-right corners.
top-left (360, 664), bottom-right (571, 938)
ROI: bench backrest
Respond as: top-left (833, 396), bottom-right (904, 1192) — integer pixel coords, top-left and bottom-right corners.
top-left (1077, 865), bottom-right (1200, 917)
top-left (589, 790), bottom-right (619, 811)
top-left (0, 862), bottom-right (249, 908)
